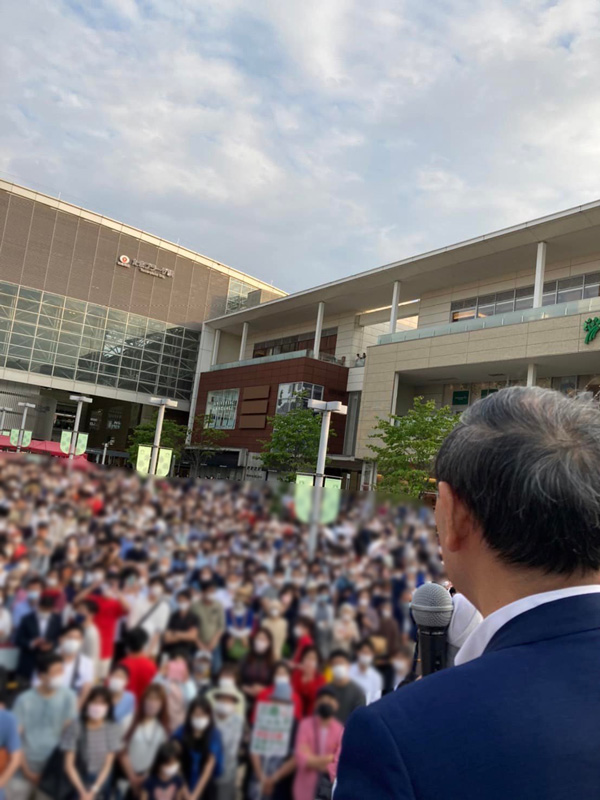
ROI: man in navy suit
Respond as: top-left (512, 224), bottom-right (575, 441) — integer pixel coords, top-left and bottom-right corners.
top-left (336, 387), bottom-right (600, 799)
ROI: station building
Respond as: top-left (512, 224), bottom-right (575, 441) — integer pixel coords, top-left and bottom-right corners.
top-left (0, 180), bottom-right (283, 460)
top-left (192, 199), bottom-right (600, 487)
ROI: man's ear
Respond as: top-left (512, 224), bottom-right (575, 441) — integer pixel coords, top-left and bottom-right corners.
top-left (437, 481), bottom-right (476, 553)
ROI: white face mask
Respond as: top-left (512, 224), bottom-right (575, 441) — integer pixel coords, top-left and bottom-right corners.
top-left (332, 664), bottom-right (349, 681)
top-left (275, 675), bottom-right (290, 686)
top-left (108, 677), bottom-right (127, 693)
top-left (61, 639), bottom-right (81, 656)
top-left (48, 675), bottom-right (64, 690)
top-left (254, 639), bottom-right (269, 654)
top-left (214, 701), bottom-right (234, 717)
top-left (293, 627), bottom-right (304, 638)
top-left (149, 586), bottom-right (163, 599)
top-left (219, 678), bottom-right (236, 691)
top-left (358, 654), bottom-right (373, 667)
top-left (163, 763), bottom-right (179, 777)
top-left (192, 716), bottom-right (209, 732)
top-left (178, 602), bottom-right (190, 614)
top-left (87, 704), bottom-right (108, 721)
top-left (393, 660), bottom-right (409, 677)
top-left (381, 609), bottom-right (392, 619)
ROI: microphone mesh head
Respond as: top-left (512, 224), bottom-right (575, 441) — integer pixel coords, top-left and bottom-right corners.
top-left (410, 582), bottom-right (454, 628)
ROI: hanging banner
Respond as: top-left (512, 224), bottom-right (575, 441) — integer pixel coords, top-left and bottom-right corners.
top-left (75, 433), bottom-right (88, 456)
top-left (9, 430), bottom-right (19, 447)
top-left (321, 479), bottom-right (342, 524)
top-left (21, 431), bottom-right (32, 448)
top-left (155, 447), bottom-right (173, 477)
top-left (60, 431), bottom-right (71, 454)
top-left (136, 445), bottom-right (152, 475)
top-left (294, 475), bottom-right (314, 524)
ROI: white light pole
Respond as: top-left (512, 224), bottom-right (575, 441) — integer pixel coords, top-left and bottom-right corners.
top-left (68, 394), bottom-right (93, 460)
top-left (0, 407), bottom-right (12, 435)
top-left (101, 437), bottom-right (115, 466)
top-left (307, 399), bottom-right (347, 558)
top-left (149, 397), bottom-right (179, 476)
top-left (16, 402), bottom-right (36, 453)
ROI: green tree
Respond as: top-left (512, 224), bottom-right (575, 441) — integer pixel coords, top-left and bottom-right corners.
top-left (186, 414), bottom-right (228, 476)
top-left (368, 396), bottom-right (460, 496)
top-left (259, 403), bottom-right (326, 482)
top-left (128, 415), bottom-right (188, 468)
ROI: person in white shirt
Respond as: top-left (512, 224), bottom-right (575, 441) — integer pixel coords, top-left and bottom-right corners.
top-left (34, 623), bottom-right (93, 708)
top-left (348, 639), bottom-right (382, 704)
top-left (141, 577), bottom-right (171, 658)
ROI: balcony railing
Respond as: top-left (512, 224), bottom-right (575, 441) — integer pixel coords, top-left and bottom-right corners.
top-left (209, 349), bottom-right (347, 371)
top-left (378, 296), bottom-right (600, 346)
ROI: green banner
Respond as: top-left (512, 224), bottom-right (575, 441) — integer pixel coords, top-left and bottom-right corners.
top-left (22, 431), bottom-right (32, 448)
top-left (75, 433), bottom-right (88, 456)
top-left (156, 448), bottom-right (172, 477)
top-left (60, 430), bottom-right (71, 454)
top-left (136, 445), bottom-right (152, 475)
top-left (9, 429), bottom-right (18, 447)
top-left (294, 483), bottom-right (313, 523)
top-left (295, 473), bottom-right (314, 486)
top-left (321, 482), bottom-right (342, 524)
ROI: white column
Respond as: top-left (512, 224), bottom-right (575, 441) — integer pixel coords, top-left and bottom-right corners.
top-left (149, 402), bottom-right (167, 476)
top-left (389, 280), bottom-right (401, 334)
top-left (210, 329), bottom-right (221, 367)
top-left (313, 302), bottom-right (325, 358)
top-left (527, 363), bottom-right (537, 387)
top-left (239, 322), bottom-right (249, 361)
top-left (533, 242), bottom-right (547, 308)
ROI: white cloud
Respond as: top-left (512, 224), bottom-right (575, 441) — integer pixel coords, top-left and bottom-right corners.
top-left (2, 0), bottom-right (600, 291)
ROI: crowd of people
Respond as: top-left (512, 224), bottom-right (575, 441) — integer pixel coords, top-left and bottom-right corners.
top-left (0, 456), bottom-right (443, 800)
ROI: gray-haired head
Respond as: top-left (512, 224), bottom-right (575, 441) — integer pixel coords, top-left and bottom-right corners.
top-left (435, 386), bottom-right (600, 575)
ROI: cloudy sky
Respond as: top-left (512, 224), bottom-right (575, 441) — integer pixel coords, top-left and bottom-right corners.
top-left (1, 0), bottom-right (600, 293)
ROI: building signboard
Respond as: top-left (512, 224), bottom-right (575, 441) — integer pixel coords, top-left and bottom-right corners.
top-left (117, 254), bottom-right (173, 279)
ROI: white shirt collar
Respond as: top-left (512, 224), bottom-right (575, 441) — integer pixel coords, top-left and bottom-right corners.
top-left (455, 585), bottom-right (600, 666)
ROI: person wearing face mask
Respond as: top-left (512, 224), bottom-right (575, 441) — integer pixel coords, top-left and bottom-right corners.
top-left (291, 646), bottom-right (326, 718)
top-left (254, 663), bottom-right (303, 723)
top-left (262, 600), bottom-right (288, 660)
top-left (239, 630), bottom-right (275, 710)
top-left (140, 741), bottom-right (184, 800)
top-left (163, 590), bottom-right (199, 660)
top-left (291, 617), bottom-right (315, 666)
top-left (191, 651), bottom-right (214, 696)
top-left (119, 685), bottom-right (170, 797)
top-left (355, 590), bottom-right (379, 639)
top-left (324, 651), bottom-right (365, 725)
top-left (106, 664), bottom-right (136, 734)
top-left (293, 687), bottom-right (344, 800)
top-left (348, 639), bottom-right (382, 705)
top-left (224, 590), bottom-right (254, 663)
top-left (377, 600), bottom-right (402, 658)
top-left (210, 688), bottom-right (243, 800)
top-left (47, 623), bottom-right (93, 707)
top-left (120, 627), bottom-right (158, 705)
top-left (73, 599), bottom-right (101, 683)
top-left (192, 582), bottom-right (225, 678)
top-left (0, 588), bottom-right (12, 645)
top-left (331, 604), bottom-right (360, 655)
top-left (248, 680), bottom-right (297, 800)
top-left (313, 585), bottom-right (334, 662)
top-left (12, 577), bottom-right (45, 629)
top-left (10, 655), bottom-right (77, 800)
top-left (382, 643), bottom-right (416, 695)
top-left (138, 577), bottom-right (171, 659)
top-left (173, 697), bottom-right (223, 800)
top-left (15, 594), bottom-right (62, 682)
top-left (61, 686), bottom-right (121, 800)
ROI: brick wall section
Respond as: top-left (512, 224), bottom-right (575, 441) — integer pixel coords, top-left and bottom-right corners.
top-left (194, 358), bottom-right (349, 453)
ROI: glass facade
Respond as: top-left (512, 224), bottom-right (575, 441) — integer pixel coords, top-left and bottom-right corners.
top-left (276, 382), bottom-right (324, 414)
top-left (0, 281), bottom-right (200, 400)
top-left (205, 389), bottom-right (239, 429)
top-left (226, 279), bottom-right (255, 314)
top-left (450, 271), bottom-right (600, 323)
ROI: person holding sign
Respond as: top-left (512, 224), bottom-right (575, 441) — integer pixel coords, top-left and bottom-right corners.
top-left (249, 680), bottom-right (297, 800)
top-left (293, 687), bottom-right (343, 800)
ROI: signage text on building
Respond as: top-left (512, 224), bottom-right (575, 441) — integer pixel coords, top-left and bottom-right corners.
top-left (117, 254), bottom-right (173, 279)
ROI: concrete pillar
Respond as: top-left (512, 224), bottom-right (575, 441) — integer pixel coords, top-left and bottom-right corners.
top-left (239, 322), bottom-right (249, 361)
top-left (314, 302), bottom-right (325, 358)
top-left (527, 363), bottom-right (537, 387)
top-left (211, 329), bottom-right (221, 367)
top-left (390, 281), bottom-right (401, 334)
top-left (533, 242), bottom-right (547, 308)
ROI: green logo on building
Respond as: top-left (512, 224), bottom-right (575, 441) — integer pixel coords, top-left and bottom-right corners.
top-left (584, 317), bottom-right (600, 344)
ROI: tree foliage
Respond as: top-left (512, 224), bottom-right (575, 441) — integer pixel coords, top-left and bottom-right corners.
top-left (186, 414), bottom-right (228, 476)
top-left (368, 396), bottom-right (460, 496)
top-left (259, 404), bottom-right (326, 482)
top-left (128, 415), bottom-right (188, 467)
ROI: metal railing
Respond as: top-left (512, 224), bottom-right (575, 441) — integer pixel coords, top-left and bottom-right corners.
top-left (209, 349), bottom-right (347, 371)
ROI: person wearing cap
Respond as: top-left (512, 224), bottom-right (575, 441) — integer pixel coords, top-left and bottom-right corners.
top-left (211, 685), bottom-right (244, 800)
top-left (293, 686), bottom-right (344, 800)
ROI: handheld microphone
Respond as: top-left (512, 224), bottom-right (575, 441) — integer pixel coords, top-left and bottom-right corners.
top-left (410, 582), bottom-right (454, 676)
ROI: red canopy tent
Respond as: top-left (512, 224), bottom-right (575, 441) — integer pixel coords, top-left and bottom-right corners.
top-left (0, 435), bottom-right (88, 461)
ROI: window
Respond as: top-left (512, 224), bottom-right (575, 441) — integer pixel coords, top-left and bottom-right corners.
top-left (253, 329), bottom-right (337, 359)
top-left (206, 389), bottom-right (239, 429)
top-left (276, 382), bottom-right (324, 414)
top-left (226, 279), bottom-right (255, 314)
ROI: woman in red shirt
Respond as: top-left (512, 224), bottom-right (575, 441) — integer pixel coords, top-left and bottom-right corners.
top-left (292, 616), bottom-right (315, 665)
top-left (291, 646), bottom-right (326, 717)
top-left (253, 662), bottom-right (303, 722)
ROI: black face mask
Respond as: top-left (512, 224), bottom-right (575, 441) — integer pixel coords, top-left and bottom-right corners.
top-left (316, 703), bottom-right (334, 720)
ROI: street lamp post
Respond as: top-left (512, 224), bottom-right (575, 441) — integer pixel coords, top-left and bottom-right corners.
top-left (307, 399), bottom-right (347, 559)
top-left (68, 394), bottom-right (93, 460)
top-left (149, 397), bottom-right (179, 476)
top-left (101, 437), bottom-right (115, 466)
top-left (0, 407), bottom-right (12, 435)
top-left (16, 402), bottom-right (36, 453)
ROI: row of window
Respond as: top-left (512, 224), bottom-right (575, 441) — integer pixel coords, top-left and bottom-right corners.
top-left (205, 382), bottom-right (325, 429)
top-left (226, 279), bottom-right (256, 314)
top-left (0, 281), bottom-right (200, 400)
top-left (450, 271), bottom-right (600, 322)
top-left (253, 329), bottom-right (338, 358)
